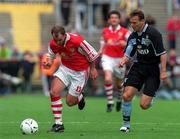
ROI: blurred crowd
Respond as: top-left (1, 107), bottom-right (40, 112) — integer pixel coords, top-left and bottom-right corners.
top-left (50, 0), bottom-right (144, 32)
top-left (0, 38), bottom-right (36, 95)
top-left (0, 0), bottom-right (180, 100)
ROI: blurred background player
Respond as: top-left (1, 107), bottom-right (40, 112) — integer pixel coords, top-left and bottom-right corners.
top-left (99, 10), bottom-right (130, 112)
top-left (41, 53), bottom-right (61, 96)
top-left (43, 25), bottom-right (99, 133)
top-left (119, 10), bottom-right (167, 132)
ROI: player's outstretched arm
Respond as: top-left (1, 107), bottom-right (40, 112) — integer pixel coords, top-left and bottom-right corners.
top-left (160, 53), bottom-right (167, 81)
top-left (89, 61), bottom-right (98, 80)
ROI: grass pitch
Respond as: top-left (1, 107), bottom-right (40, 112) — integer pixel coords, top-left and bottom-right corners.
top-left (0, 94), bottom-right (180, 139)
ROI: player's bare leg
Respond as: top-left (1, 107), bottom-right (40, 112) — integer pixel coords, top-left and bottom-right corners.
top-left (140, 94), bottom-right (154, 110)
top-left (104, 70), bottom-right (114, 112)
top-left (48, 77), bottom-right (65, 133)
top-left (66, 92), bottom-right (85, 110)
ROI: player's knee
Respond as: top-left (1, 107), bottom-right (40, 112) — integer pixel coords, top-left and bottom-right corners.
top-left (50, 89), bottom-right (59, 97)
top-left (114, 84), bottom-right (122, 91)
top-left (123, 93), bottom-right (132, 102)
top-left (66, 99), bottom-right (76, 107)
top-left (140, 102), bottom-right (150, 110)
top-left (104, 76), bottom-right (113, 84)
top-left (104, 79), bottom-right (112, 84)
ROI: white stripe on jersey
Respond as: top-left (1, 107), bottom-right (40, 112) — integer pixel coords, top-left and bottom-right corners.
top-left (125, 31), bottom-right (131, 40)
top-left (100, 36), bottom-right (105, 47)
top-left (48, 45), bottom-right (55, 58)
top-left (80, 40), bottom-right (98, 62)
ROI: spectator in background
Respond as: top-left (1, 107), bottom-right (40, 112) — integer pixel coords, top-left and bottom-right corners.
top-left (75, 0), bottom-right (87, 32)
top-left (0, 72), bottom-right (11, 96)
top-left (91, 0), bottom-right (110, 29)
top-left (9, 47), bottom-right (22, 93)
top-left (173, 0), bottom-right (180, 9)
top-left (169, 50), bottom-right (180, 92)
top-left (0, 44), bottom-right (22, 95)
top-left (21, 51), bottom-right (35, 93)
top-left (0, 37), bottom-right (11, 60)
top-left (119, 0), bottom-right (143, 28)
top-left (60, 0), bottom-right (72, 27)
top-left (101, 2), bottom-right (110, 27)
top-left (166, 15), bottom-right (179, 50)
top-left (0, 37), bottom-right (11, 95)
top-left (168, 49), bottom-right (177, 87)
top-left (157, 50), bottom-right (180, 100)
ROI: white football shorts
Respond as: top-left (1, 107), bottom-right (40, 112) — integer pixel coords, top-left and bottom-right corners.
top-left (101, 55), bottom-right (125, 79)
top-left (54, 64), bottom-right (89, 97)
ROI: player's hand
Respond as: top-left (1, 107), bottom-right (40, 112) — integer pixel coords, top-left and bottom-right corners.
top-left (98, 49), bottom-right (103, 56)
top-left (42, 54), bottom-right (53, 69)
top-left (43, 61), bottom-right (52, 69)
top-left (90, 68), bottom-right (98, 80)
top-left (160, 71), bottom-right (167, 81)
top-left (118, 40), bottom-right (126, 47)
top-left (119, 56), bottom-right (129, 68)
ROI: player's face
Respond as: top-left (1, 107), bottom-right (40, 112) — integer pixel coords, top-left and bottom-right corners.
top-left (52, 33), bottom-right (65, 45)
top-left (108, 14), bottom-right (120, 26)
top-left (130, 16), bottom-right (145, 32)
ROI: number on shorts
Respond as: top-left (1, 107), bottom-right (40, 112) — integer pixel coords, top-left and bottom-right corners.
top-left (76, 86), bottom-right (82, 93)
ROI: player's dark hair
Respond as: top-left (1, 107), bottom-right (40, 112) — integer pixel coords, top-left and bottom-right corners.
top-left (107, 10), bottom-right (121, 19)
top-left (130, 10), bottom-right (145, 20)
top-left (51, 25), bottom-right (66, 36)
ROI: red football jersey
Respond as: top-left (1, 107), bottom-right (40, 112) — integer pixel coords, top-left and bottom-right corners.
top-left (48, 33), bottom-right (98, 71)
top-left (100, 25), bottom-right (130, 58)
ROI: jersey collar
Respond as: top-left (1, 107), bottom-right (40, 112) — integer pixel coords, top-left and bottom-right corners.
top-left (63, 33), bottom-right (70, 47)
top-left (109, 25), bottom-right (121, 32)
top-left (137, 24), bottom-right (148, 36)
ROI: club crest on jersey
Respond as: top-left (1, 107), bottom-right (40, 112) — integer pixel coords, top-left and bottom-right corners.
top-left (60, 52), bottom-right (66, 57)
top-left (118, 32), bottom-right (123, 37)
top-left (137, 45), bottom-right (142, 49)
top-left (107, 39), bottom-right (112, 43)
top-left (70, 47), bottom-right (75, 52)
top-left (142, 38), bottom-right (151, 46)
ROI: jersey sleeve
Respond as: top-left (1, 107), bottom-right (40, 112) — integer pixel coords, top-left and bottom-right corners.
top-left (80, 40), bottom-right (99, 62)
top-left (48, 43), bottom-right (56, 59)
top-left (125, 30), bottom-right (131, 40)
top-left (152, 31), bottom-right (166, 56)
top-left (124, 35), bottom-right (137, 58)
top-left (100, 29), bottom-right (106, 47)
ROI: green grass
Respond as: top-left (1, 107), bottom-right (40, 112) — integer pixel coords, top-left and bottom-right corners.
top-left (0, 94), bottom-right (180, 139)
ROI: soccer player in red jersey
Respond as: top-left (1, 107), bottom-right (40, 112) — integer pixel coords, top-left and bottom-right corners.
top-left (99, 10), bottom-right (130, 112)
top-left (43, 25), bottom-right (99, 133)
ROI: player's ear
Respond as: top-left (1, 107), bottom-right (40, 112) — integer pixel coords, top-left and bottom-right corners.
top-left (140, 19), bottom-right (145, 23)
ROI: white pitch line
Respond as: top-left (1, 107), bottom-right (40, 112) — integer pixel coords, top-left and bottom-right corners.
top-left (0, 121), bottom-right (180, 125)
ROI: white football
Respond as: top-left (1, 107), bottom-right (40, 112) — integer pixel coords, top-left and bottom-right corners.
top-left (20, 118), bottom-right (38, 134)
